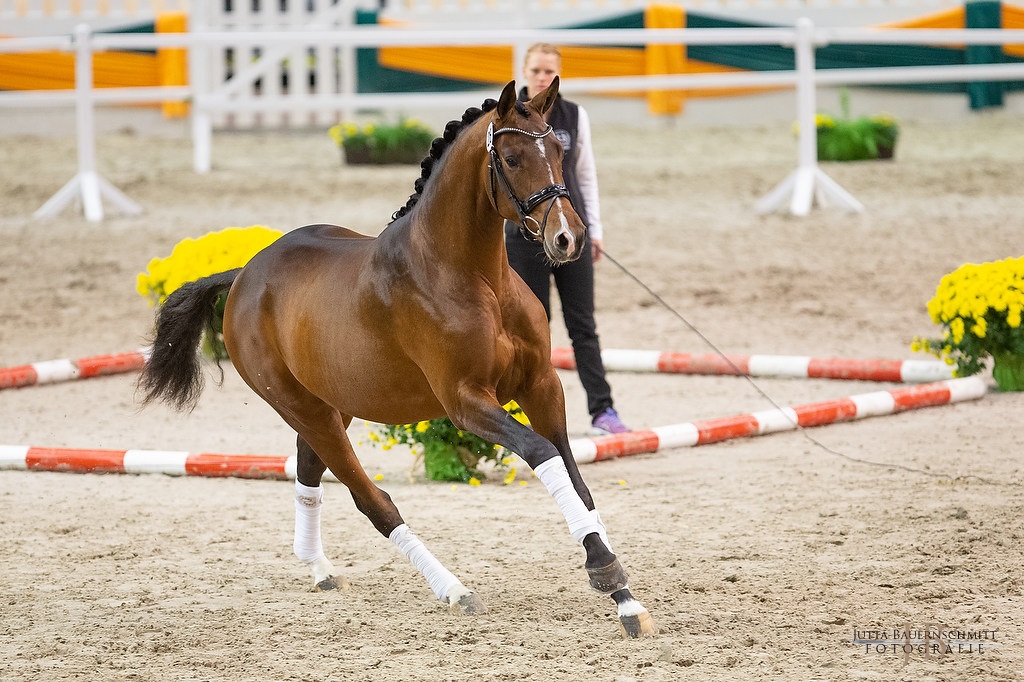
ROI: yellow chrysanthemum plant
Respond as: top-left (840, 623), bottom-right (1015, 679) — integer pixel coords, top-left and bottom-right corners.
top-left (912, 256), bottom-right (1024, 391)
top-left (794, 89), bottom-right (898, 162)
top-left (370, 402), bottom-right (529, 483)
top-left (136, 225), bottom-right (283, 360)
top-left (328, 117), bottom-right (436, 165)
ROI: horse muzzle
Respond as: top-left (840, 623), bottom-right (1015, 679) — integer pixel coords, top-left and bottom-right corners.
top-left (542, 220), bottom-right (586, 264)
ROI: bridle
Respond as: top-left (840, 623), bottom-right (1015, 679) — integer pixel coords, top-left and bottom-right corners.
top-left (486, 117), bottom-right (572, 241)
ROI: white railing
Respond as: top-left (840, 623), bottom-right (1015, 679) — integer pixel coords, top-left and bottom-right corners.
top-left (0, 0), bottom-right (190, 29)
top-left (2, 21), bottom-right (1024, 220)
top-left (376, 0), bottom-right (962, 15)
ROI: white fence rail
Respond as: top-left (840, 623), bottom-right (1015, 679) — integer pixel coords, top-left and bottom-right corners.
top-left (2, 21), bottom-right (1024, 220)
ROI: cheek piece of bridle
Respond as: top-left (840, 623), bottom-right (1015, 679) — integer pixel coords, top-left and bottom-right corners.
top-left (486, 118), bottom-right (572, 242)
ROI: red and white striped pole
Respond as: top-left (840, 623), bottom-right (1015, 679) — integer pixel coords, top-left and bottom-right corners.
top-left (551, 348), bottom-right (953, 383)
top-left (0, 377), bottom-right (986, 479)
top-left (1, 347), bottom-right (952, 392)
top-left (568, 376), bottom-right (986, 464)
top-left (0, 445), bottom-right (316, 481)
top-left (0, 350), bottom-right (148, 390)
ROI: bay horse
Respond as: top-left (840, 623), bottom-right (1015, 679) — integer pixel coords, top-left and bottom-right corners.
top-left (138, 79), bottom-right (655, 638)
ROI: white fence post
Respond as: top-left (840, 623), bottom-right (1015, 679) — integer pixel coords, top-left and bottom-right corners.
top-left (33, 24), bottom-right (142, 222)
top-left (339, 0), bottom-right (357, 124)
top-left (191, 0), bottom-right (213, 174)
top-left (756, 18), bottom-right (864, 216)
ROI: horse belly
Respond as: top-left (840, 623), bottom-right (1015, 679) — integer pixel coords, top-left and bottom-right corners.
top-left (292, 333), bottom-right (446, 425)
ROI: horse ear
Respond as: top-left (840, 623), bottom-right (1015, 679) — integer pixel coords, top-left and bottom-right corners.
top-left (497, 80), bottom-right (518, 118)
top-left (531, 75), bottom-right (560, 116)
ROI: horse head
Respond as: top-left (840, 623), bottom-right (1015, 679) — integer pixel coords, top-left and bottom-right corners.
top-left (488, 78), bottom-right (588, 263)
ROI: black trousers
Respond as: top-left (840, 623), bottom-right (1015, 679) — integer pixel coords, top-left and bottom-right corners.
top-left (505, 222), bottom-right (613, 419)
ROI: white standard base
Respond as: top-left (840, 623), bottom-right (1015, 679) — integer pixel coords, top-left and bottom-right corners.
top-left (34, 171), bottom-right (143, 223)
top-left (756, 165), bottom-right (864, 217)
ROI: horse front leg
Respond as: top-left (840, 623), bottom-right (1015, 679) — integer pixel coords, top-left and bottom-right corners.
top-left (515, 372), bottom-right (657, 639)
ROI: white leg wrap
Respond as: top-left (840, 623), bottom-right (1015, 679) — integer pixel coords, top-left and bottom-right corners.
top-left (293, 481), bottom-right (327, 565)
top-left (590, 508), bottom-right (614, 554)
top-left (535, 458), bottom-right (605, 543)
top-left (389, 524), bottom-right (462, 602)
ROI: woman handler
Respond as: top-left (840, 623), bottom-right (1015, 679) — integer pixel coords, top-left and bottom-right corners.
top-left (504, 42), bottom-right (629, 435)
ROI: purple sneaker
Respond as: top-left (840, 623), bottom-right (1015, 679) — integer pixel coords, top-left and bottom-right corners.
top-left (591, 407), bottom-right (630, 436)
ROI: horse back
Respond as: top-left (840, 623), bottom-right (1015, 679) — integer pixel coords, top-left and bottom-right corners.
top-left (293, 223), bottom-right (371, 241)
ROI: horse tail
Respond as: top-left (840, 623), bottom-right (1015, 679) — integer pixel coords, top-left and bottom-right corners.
top-left (137, 268), bottom-right (242, 412)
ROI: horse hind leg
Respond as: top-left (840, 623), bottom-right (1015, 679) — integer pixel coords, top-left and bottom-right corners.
top-left (284, 399), bottom-right (485, 614)
top-left (293, 434), bottom-right (348, 592)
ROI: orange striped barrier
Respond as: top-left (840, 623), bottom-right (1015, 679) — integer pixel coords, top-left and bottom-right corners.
top-left (0, 350), bottom-right (147, 390)
top-left (568, 376), bottom-right (987, 464)
top-left (551, 348), bottom-right (954, 383)
top-left (0, 377), bottom-right (986, 479)
top-left (0, 445), bottom-right (297, 479)
top-left (1, 346), bottom-right (953, 392)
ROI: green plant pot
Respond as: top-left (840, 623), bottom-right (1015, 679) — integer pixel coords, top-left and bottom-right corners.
top-left (342, 145), bottom-right (424, 165)
top-left (992, 353), bottom-right (1024, 391)
top-left (342, 146), bottom-right (373, 165)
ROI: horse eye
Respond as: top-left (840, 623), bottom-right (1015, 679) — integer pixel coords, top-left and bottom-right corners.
top-left (504, 155), bottom-right (520, 168)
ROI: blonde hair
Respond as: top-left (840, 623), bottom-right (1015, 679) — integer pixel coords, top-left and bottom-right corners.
top-left (524, 42), bottom-right (562, 65)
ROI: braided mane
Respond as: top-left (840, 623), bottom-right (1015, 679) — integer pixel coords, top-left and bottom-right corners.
top-left (389, 98), bottom-right (532, 223)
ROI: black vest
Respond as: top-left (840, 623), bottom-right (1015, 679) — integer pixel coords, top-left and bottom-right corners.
top-left (517, 88), bottom-right (590, 227)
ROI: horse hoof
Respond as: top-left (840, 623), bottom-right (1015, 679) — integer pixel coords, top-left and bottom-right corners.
top-left (312, 575), bottom-right (350, 592)
top-left (618, 609), bottom-right (657, 639)
top-left (448, 585), bottom-right (488, 615)
top-left (587, 558), bottom-right (629, 594)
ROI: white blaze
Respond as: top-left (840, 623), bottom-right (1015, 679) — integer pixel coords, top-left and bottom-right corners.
top-left (535, 138), bottom-right (572, 248)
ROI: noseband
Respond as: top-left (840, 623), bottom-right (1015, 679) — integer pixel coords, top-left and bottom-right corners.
top-left (486, 117), bottom-right (572, 242)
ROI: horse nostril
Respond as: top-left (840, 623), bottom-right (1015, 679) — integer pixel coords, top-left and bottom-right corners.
top-left (554, 232), bottom-right (573, 254)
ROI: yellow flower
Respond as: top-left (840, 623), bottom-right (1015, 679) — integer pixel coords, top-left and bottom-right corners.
top-left (949, 318), bottom-right (965, 345)
top-left (503, 467), bottom-right (517, 485)
top-left (870, 112), bottom-right (897, 127)
top-left (415, 421), bottom-right (430, 433)
top-left (136, 226), bottom-right (282, 304)
top-left (1009, 308), bottom-right (1022, 328)
top-left (373, 474), bottom-right (383, 481)
top-left (468, 477), bottom-right (481, 486)
top-left (504, 400), bottom-right (531, 426)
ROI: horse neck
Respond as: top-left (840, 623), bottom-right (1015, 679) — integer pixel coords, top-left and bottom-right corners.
top-left (412, 127), bottom-right (509, 284)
